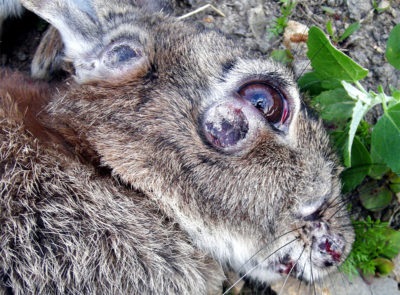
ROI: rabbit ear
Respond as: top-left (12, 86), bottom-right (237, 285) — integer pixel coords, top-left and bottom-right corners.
top-left (21, 0), bottom-right (149, 84)
top-left (21, 0), bottom-right (100, 60)
top-left (132, 0), bottom-right (174, 13)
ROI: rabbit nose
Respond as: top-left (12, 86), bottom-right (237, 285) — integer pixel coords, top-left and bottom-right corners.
top-left (308, 221), bottom-right (346, 267)
top-left (316, 236), bottom-right (343, 263)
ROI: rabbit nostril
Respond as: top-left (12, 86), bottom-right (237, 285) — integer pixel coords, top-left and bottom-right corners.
top-left (303, 210), bottom-right (322, 221)
top-left (318, 237), bottom-right (342, 262)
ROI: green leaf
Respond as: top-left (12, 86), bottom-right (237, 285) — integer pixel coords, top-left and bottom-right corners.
top-left (342, 166), bottom-right (369, 193)
top-left (368, 163), bottom-right (390, 179)
top-left (351, 136), bottom-right (372, 167)
top-left (382, 228), bottom-right (400, 259)
top-left (339, 22), bottom-right (361, 43)
top-left (373, 258), bottom-right (394, 275)
top-left (342, 217), bottom-right (400, 278)
top-left (359, 185), bottom-right (392, 211)
top-left (306, 26), bottom-right (368, 82)
top-left (389, 174), bottom-right (400, 183)
top-left (370, 143), bottom-right (390, 179)
top-left (392, 88), bottom-right (400, 101)
top-left (390, 183), bottom-right (400, 193)
top-left (326, 20), bottom-right (334, 37)
top-left (322, 6), bottom-right (336, 15)
top-left (386, 24), bottom-right (400, 70)
top-left (320, 78), bottom-right (343, 90)
top-left (297, 72), bottom-right (325, 95)
top-left (270, 49), bottom-right (293, 65)
top-left (298, 73), bottom-right (345, 93)
top-left (341, 137), bottom-right (371, 192)
top-left (312, 88), bottom-right (355, 122)
top-left (345, 99), bottom-right (369, 166)
top-left (371, 103), bottom-right (400, 174)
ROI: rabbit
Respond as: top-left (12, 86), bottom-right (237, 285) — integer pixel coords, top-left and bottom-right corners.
top-left (0, 0), bottom-right (355, 294)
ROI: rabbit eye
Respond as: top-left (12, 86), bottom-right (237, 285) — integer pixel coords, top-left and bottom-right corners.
top-left (238, 83), bottom-right (289, 128)
top-left (104, 44), bottom-right (141, 68)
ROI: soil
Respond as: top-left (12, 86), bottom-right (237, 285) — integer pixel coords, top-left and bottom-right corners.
top-left (1, 0), bottom-right (399, 294)
top-left (174, 0), bottom-right (400, 91)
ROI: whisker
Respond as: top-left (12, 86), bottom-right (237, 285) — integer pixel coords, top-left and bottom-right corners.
top-left (297, 256), bottom-right (308, 293)
top-left (290, 3), bottom-right (322, 82)
top-left (335, 265), bottom-right (352, 289)
top-left (222, 236), bottom-right (300, 295)
top-left (323, 193), bottom-right (348, 211)
top-left (330, 194), bottom-right (356, 208)
top-left (278, 245), bottom-right (306, 295)
top-left (326, 197), bottom-right (349, 213)
top-left (309, 248), bottom-right (317, 295)
top-left (295, 44), bottom-right (325, 82)
top-left (324, 267), bottom-right (337, 294)
top-left (327, 199), bottom-right (352, 222)
top-left (322, 193), bottom-right (356, 216)
top-left (234, 227), bottom-right (303, 274)
top-left (332, 212), bottom-right (354, 219)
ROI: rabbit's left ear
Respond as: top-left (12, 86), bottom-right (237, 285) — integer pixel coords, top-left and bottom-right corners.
top-left (21, 0), bottom-right (149, 84)
top-left (129, 0), bottom-right (174, 14)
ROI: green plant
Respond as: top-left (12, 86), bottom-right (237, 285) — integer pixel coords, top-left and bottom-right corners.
top-left (326, 19), bottom-right (360, 44)
top-left (269, 0), bottom-right (297, 37)
top-left (372, 0), bottom-right (392, 13)
top-left (298, 24), bottom-right (400, 276)
top-left (386, 23), bottom-right (400, 70)
top-left (340, 216), bottom-right (400, 277)
top-left (299, 25), bottom-right (400, 191)
top-left (270, 49), bottom-right (294, 65)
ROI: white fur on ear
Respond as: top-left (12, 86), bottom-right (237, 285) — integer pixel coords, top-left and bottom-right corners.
top-left (0, 0), bottom-right (24, 35)
top-left (21, 0), bottom-right (150, 84)
top-left (0, 0), bottom-right (24, 21)
top-left (21, 0), bottom-right (100, 61)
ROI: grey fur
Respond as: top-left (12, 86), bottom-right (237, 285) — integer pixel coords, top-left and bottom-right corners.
top-left (0, 0), bottom-right (354, 294)
top-left (0, 0), bottom-right (23, 35)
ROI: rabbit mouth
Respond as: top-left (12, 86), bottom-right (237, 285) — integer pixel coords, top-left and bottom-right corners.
top-left (273, 231), bottom-right (346, 283)
top-left (258, 241), bottom-right (344, 285)
top-left (247, 221), bottom-right (348, 284)
top-left (273, 254), bottom-right (298, 277)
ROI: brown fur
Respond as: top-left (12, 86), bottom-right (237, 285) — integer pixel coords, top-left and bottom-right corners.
top-left (0, 70), bottom-right (225, 294)
top-left (0, 0), bottom-right (354, 293)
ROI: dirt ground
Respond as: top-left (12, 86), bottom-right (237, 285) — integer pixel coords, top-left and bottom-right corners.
top-left (1, 0), bottom-right (399, 294)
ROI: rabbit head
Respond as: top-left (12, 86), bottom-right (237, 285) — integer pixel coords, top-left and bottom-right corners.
top-left (21, 0), bottom-right (354, 286)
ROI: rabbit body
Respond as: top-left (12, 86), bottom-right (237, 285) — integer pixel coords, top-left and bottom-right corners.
top-left (0, 71), bottom-right (225, 294)
top-left (0, 0), bottom-right (354, 294)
